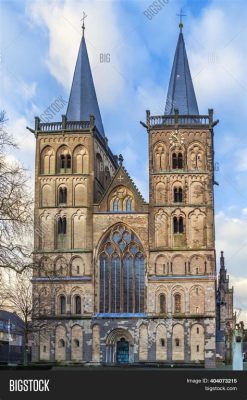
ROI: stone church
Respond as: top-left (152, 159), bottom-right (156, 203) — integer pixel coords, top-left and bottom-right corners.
top-left (31, 20), bottom-right (221, 368)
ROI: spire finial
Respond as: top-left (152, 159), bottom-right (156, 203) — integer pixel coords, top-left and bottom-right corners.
top-left (177, 8), bottom-right (186, 32)
top-left (81, 11), bottom-right (87, 36)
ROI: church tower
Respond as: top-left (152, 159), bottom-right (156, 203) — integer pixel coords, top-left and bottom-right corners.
top-left (146, 21), bottom-right (217, 368)
top-left (32, 17), bottom-right (218, 368)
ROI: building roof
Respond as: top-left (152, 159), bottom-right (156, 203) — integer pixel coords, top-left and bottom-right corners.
top-left (0, 310), bottom-right (24, 334)
top-left (66, 33), bottom-right (105, 137)
top-left (165, 31), bottom-right (199, 115)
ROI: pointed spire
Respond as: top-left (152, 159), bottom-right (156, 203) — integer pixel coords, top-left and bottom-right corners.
top-left (66, 20), bottom-right (105, 137)
top-left (220, 251), bottom-right (225, 270)
top-left (164, 22), bottom-right (199, 115)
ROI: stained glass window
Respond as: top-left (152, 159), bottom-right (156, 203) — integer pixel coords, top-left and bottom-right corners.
top-left (99, 224), bottom-right (145, 313)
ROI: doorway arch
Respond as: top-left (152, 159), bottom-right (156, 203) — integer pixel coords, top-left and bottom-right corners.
top-left (105, 328), bottom-right (134, 364)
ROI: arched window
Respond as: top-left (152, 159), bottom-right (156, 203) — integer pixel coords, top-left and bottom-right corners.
top-left (99, 224), bottom-right (145, 313)
top-left (160, 338), bottom-right (165, 347)
top-left (59, 154), bottom-right (71, 170)
top-left (172, 153), bottom-right (177, 169)
top-left (175, 338), bottom-right (180, 346)
top-left (172, 153), bottom-right (183, 169)
top-left (174, 294), bottom-right (181, 313)
top-left (178, 153), bottom-right (183, 169)
top-left (126, 198), bottom-right (132, 211)
top-left (173, 216), bottom-right (184, 234)
top-left (174, 187), bottom-right (183, 202)
top-left (58, 187), bottom-right (67, 205)
top-left (77, 265), bottom-right (80, 274)
top-left (173, 217), bottom-right (178, 233)
top-left (59, 295), bottom-right (66, 314)
top-left (74, 295), bottom-right (81, 314)
top-left (57, 217), bottom-right (66, 234)
top-left (113, 199), bottom-right (119, 212)
top-left (160, 294), bottom-right (166, 313)
top-left (178, 217), bottom-right (184, 233)
top-left (58, 339), bottom-right (65, 348)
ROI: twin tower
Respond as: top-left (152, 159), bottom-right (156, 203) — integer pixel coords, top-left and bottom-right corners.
top-left (32, 23), bottom-right (218, 368)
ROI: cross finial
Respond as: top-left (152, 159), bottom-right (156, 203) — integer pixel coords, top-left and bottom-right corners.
top-left (81, 11), bottom-right (87, 36)
top-left (176, 8), bottom-right (186, 32)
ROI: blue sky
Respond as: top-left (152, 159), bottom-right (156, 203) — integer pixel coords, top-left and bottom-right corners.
top-left (0, 0), bottom-right (247, 322)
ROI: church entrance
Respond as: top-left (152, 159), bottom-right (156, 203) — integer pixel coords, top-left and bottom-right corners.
top-left (116, 338), bottom-right (129, 365)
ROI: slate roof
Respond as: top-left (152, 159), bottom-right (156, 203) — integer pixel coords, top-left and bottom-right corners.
top-left (165, 32), bottom-right (199, 115)
top-left (66, 33), bottom-right (105, 137)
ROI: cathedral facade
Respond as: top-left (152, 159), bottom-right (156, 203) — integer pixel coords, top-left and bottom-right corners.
top-left (32, 22), bottom-right (218, 368)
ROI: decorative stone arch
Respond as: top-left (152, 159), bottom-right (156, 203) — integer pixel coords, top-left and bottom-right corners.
top-left (172, 323), bottom-right (185, 361)
top-left (70, 255), bottom-right (85, 276)
top-left (70, 286), bottom-right (84, 314)
top-left (190, 180), bottom-right (205, 204)
top-left (171, 285), bottom-right (185, 314)
top-left (72, 144), bottom-right (89, 174)
top-left (171, 254), bottom-right (186, 275)
top-left (39, 210), bottom-right (53, 250)
top-left (74, 182), bottom-right (86, 206)
top-left (155, 286), bottom-right (168, 314)
top-left (187, 141), bottom-right (206, 171)
top-left (72, 210), bottom-right (86, 248)
top-left (188, 208), bottom-right (206, 248)
top-left (154, 209), bottom-right (168, 248)
top-left (55, 324), bottom-right (67, 362)
top-left (57, 183), bottom-right (68, 206)
top-left (40, 145), bottom-right (55, 174)
top-left (41, 183), bottom-right (52, 207)
top-left (190, 323), bottom-right (205, 361)
top-left (156, 323), bottom-right (167, 361)
top-left (155, 181), bottom-right (166, 204)
top-left (71, 324), bottom-right (83, 362)
top-left (189, 285), bottom-right (205, 314)
top-left (54, 256), bottom-right (68, 276)
top-left (154, 254), bottom-right (168, 275)
top-left (39, 255), bottom-right (54, 276)
top-left (153, 141), bottom-right (167, 171)
top-left (56, 145), bottom-right (72, 173)
top-left (189, 254), bottom-right (206, 275)
top-left (105, 328), bottom-right (134, 364)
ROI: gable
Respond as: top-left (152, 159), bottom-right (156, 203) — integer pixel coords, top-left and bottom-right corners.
top-left (96, 166), bottom-right (147, 213)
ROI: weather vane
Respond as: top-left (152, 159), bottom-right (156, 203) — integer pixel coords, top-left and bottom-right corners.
top-left (81, 11), bottom-right (87, 35)
top-left (176, 8), bottom-right (186, 32)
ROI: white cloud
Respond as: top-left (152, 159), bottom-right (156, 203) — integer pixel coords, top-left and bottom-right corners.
top-left (215, 210), bottom-right (247, 277)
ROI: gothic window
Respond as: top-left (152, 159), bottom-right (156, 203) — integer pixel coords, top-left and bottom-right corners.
top-left (96, 153), bottom-right (104, 184)
top-left (109, 186), bottom-right (134, 212)
top-left (197, 327), bottom-right (199, 334)
top-left (174, 293), bottom-right (181, 313)
top-left (77, 265), bottom-right (80, 274)
top-left (99, 224), bottom-right (145, 313)
top-left (126, 198), bottom-right (132, 211)
top-left (73, 339), bottom-right (80, 347)
top-left (160, 339), bottom-right (165, 347)
top-left (159, 294), bottom-right (166, 313)
top-left (173, 217), bottom-right (178, 233)
top-left (59, 295), bottom-right (66, 314)
top-left (173, 216), bottom-right (184, 234)
top-left (74, 295), bottom-right (81, 314)
top-left (175, 338), bottom-right (180, 347)
top-left (113, 199), bottom-right (119, 212)
top-left (58, 187), bottom-right (67, 205)
top-left (196, 345), bottom-right (199, 352)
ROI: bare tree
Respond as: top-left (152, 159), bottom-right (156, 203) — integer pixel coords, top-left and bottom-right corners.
top-left (0, 267), bottom-right (57, 365)
top-left (0, 110), bottom-right (34, 273)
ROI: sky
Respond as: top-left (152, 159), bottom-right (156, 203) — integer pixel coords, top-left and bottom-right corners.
top-left (0, 0), bottom-right (247, 324)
